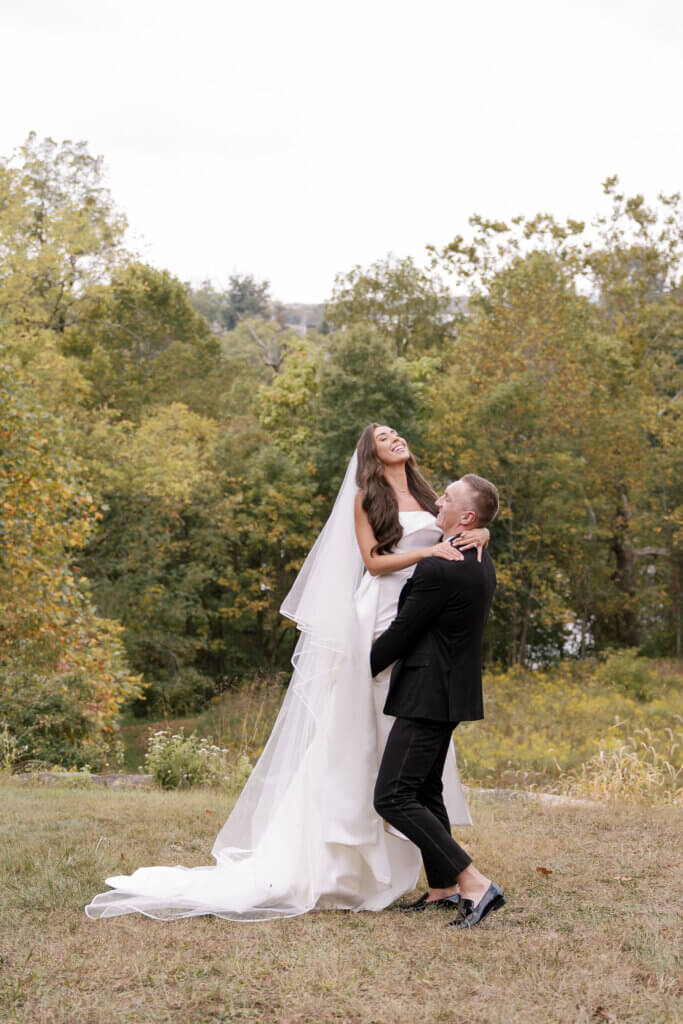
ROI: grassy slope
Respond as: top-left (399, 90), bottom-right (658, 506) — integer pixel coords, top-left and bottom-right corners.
top-left (1, 784), bottom-right (681, 1023)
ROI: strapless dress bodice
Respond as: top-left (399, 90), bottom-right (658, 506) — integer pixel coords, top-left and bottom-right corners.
top-left (355, 510), bottom-right (442, 637)
top-left (394, 509), bottom-right (442, 556)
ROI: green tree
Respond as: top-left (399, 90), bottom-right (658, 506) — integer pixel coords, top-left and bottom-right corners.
top-left (0, 348), bottom-right (142, 764)
top-left (61, 262), bottom-right (222, 420)
top-left (258, 325), bottom-right (433, 495)
top-left (583, 180), bottom-right (683, 653)
top-left (430, 180), bottom-right (683, 658)
top-left (189, 274), bottom-right (271, 332)
top-left (425, 252), bottom-right (595, 664)
top-left (223, 273), bottom-right (270, 329)
top-left (74, 402), bottom-right (225, 711)
top-left (77, 421), bottom-right (322, 712)
top-left (314, 327), bottom-right (433, 493)
top-left (326, 255), bottom-right (455, 356)
top-left (0, 133), bottom-right (126, 335)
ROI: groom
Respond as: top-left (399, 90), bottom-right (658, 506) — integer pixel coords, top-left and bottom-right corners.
top-left (370, 473), bottom-right (504, 929)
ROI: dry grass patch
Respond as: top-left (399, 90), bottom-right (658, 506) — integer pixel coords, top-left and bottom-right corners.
top-left (1, 783), bottom-right (681, 1023)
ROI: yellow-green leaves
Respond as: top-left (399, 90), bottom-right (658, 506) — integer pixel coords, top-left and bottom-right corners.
top-left (84, 403), bottom-right (219, 505)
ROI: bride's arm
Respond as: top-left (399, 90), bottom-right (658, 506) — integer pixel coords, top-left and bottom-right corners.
top-left (354, 494), bottom-right (462, 576)
top-left (450, 527), bottom-right (490, 563)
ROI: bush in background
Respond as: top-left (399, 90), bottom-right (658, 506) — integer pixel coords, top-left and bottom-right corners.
top-left (0, 722), bottom-right (20, 773)
top-left (454, 658), bottom-right (682, 801)
top-left (593, 648), bottom-right (660, 701)
top-left (0, 670), bottom-right (126, 771)
top-left (143, 729), bottom-right (237, 789)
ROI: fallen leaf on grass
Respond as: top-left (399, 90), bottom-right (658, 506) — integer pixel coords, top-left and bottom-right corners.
top-left (593, 1006), bottom-right (615, 1022)
top-left (536, 866), bottom-right (553, 877)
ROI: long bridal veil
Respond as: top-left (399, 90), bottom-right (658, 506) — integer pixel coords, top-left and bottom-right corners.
top-left (85, 452), bottom-right (395, 921)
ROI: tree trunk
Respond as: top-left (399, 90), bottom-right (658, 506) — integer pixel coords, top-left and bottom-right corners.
top-left (673, 563), bottom-right (681, 660)
top-left (610, 485), bottom-right (638, 647)
top-left (516, 587), bottom-right (532, 666)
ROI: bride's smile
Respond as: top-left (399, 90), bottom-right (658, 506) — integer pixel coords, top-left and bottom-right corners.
top-left (373, 425), bottom-right (411, 465)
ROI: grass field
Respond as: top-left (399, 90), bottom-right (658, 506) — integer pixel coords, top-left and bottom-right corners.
top-left (1, 783), bottom-right (681, 1023)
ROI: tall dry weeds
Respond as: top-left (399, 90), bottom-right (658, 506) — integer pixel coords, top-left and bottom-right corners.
top-left (559, 725), bottom-right (682, 804)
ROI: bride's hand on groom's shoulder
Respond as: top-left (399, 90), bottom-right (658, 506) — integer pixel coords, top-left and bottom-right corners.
top-left (430, 540), bottom-right (465, 562)
top-left (450, 528), bottom-right (490, 563)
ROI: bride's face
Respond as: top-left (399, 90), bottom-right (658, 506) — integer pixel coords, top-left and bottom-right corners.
top-left (373, 425), bottom-right (410, 466)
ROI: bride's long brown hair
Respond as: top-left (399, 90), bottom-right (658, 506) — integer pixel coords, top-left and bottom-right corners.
top-left (356, 424), bottom-right (438, 556)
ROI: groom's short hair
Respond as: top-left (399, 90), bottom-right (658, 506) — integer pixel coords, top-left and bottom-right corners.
top-left (461, 474), bottom-right (499, 527)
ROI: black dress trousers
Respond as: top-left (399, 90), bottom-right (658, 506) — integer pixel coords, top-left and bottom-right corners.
top-left (373, 717), bottom-right (472, 888)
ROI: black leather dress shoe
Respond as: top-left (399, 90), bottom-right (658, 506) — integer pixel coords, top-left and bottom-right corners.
top-left (448, 882), bottom-right (505, 928)
top-left (398, 891), bottom-right (462, 912)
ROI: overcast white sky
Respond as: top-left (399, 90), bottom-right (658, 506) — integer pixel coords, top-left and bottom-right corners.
top-left (1, 0), bottom-right (681, 302)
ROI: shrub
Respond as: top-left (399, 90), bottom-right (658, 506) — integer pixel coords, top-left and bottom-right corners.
top-left (0, 670), bottom-right (126, 771)
top-left (143, 729), bottom-right (235, 789)
top-left (130, 668), bottom-right (218, 719)
top-left (593, 649), bottom-right (659, 702)
top-left (229, 752), bottom-right (254, 794)
top-left (0, 722), bottom-right (21, 773)
top-left (138, 678), bottom-right (279, 791)
top-left (455, 659), bottom-right (682, 790)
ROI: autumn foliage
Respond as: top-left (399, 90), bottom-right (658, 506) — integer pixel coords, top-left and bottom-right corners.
top-left (0, 135), bottom-right (681, 766)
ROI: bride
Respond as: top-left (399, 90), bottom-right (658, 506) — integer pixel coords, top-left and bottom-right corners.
top-left (85, 424), bottom-right (488, 921)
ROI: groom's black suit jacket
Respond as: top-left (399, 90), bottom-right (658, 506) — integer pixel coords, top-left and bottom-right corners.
top-left (370, 547), bottom-right (496, 723)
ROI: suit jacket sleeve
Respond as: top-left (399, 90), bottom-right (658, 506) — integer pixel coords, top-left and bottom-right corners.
top-left (370, 559), bottom-right (450, 677)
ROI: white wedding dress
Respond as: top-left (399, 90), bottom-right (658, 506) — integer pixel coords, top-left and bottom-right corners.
top-left (85, 458), bottom-right (471, 922)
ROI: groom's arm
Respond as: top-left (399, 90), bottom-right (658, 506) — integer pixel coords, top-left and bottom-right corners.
top-left (370, 559), bottom-right (449, 677)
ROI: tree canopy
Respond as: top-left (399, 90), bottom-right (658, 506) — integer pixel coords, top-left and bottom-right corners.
top-left (1, 135), bottom-right (680, 765)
